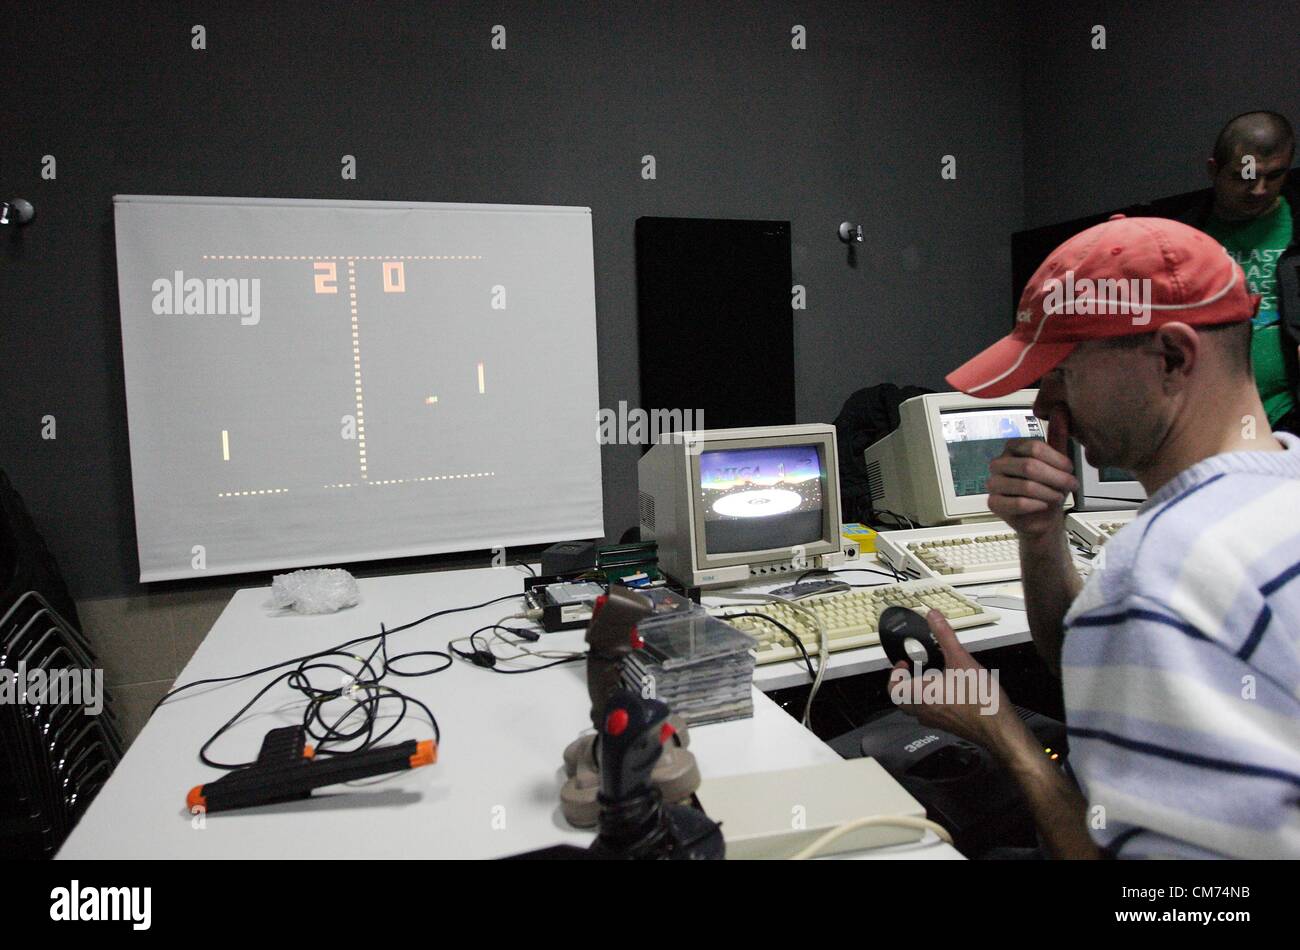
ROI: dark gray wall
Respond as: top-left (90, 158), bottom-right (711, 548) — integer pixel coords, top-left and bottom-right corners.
top-left (1021, 0), bottom-right (1300, 228)
top-left (1, 1), bottom-right (1024, 598)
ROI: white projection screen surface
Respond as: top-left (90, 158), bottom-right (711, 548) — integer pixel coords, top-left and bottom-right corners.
top-left (113, 195), bottom-right (604, 582)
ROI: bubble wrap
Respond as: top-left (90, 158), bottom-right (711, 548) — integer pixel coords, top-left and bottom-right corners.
top-left (270, 568), bottom-right (361, 614)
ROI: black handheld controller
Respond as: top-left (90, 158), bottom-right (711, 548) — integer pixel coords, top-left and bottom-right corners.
top-left (878, 605), bottom-right (946, 672)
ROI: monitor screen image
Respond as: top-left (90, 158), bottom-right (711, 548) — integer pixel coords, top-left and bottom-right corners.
top-left (697, 445), bottom-right (825, 554)
top-left (940, 408), bottom-right (1044, 496)
top-left (1099, 465), bottom-right (1136, 482)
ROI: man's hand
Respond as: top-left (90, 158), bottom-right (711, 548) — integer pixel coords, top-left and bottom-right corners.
top-left (888, 609), bottom-right (1099, 859)
top-left (987, 407), bottom-right (1078, 543)
top-left (887, 609), bottom-right (1019, 750)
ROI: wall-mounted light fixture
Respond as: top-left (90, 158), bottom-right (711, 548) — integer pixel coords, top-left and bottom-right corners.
top-left (1, 199), bottom-right (36, 226)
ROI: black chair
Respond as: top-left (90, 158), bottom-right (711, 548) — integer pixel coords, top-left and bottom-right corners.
top-left (0, 469), bottom-right (120, 858)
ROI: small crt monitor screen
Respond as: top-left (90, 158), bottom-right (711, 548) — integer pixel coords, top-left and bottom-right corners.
top-left (940, 408), bottom-right (1044, 497)
top-left (1099, 466), bottom-right (1135, 483)
top-left (697, 445), bottom-right (825, 555)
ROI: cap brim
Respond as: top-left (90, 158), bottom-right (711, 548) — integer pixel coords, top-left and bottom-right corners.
top-left (946, 334), bottom-right (1078, 398)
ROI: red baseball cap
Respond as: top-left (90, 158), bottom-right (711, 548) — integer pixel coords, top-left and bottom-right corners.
top-left (947, 215), bottom-right (1259, 398)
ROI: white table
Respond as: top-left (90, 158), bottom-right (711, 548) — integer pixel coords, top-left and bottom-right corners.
top-left (58, 562), bottom-right (1024, 859)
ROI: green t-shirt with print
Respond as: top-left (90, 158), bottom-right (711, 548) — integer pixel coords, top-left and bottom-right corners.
top-left (1205, 198), bottom-right (1296, 425)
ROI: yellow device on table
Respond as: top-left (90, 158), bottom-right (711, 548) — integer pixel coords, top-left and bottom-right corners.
top-left (841, 522), bottom-right (878, 553)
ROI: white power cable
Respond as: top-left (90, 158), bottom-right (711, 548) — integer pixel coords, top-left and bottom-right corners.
top-left (789, 815), bottom-right (954, 860)
top-left (709, 590), bottom-right (829, 729)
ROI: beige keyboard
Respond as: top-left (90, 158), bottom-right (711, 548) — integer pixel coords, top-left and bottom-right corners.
top-left (1066, 510), bottom-right (1137, 554)
top-left (908, 533), bottom-right (1020, 576)
top-left (875, 522), bottom-right (1025, 586)
top-left (715, 579), bottom-right (995, 666)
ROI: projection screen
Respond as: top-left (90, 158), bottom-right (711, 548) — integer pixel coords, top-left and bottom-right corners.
top-left (113, 195), bottom-right (604, 582)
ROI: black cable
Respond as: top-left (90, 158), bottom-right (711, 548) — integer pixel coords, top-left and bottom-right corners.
top-left (161, 591), bottom-right (522, 770)
top-left (197, 623), bottom-right (451, 769)
top-left (449, 623), bottom-right (586, 674)
top-left (476, 655), bottom-right (584, 674)
top-left (794, 566), bottom-right (898, 586)
top-left (834, 566), bottom-right (902, 583)
top-left (157, 591), bottom-right (522, 709)
top-left (870, 508), bottom-right (915, 531)
top-left (722, 611), bottom-right (816, 681)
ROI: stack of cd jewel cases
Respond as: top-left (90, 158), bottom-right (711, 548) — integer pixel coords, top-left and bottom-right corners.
top-left (622, 601), bottom-right (758, 726)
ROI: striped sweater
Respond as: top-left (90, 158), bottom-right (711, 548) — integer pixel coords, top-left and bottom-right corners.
top-left (1061, 431), bottom-right (1300, 859)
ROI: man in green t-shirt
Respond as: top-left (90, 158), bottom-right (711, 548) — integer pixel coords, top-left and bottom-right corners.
top-left (1187, 111), bottom-right (1300, 435)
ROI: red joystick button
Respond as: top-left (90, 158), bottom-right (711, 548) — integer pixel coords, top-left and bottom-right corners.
top-left (630, 626), bottom-right (643, 649)
top-left (592, 594), bottom-right (608, 616)
top-left (659, 722), bottom-right (676, 745)
top-left (605, 708), bottom-right (629, 736)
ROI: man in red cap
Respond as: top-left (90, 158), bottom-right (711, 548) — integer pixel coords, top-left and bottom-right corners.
top-left (891, 215), bottom-right (1300, 858)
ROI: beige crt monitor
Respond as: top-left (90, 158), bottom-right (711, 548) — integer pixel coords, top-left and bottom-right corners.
top-left (638, 424), bottom-right (848, 589)
top-left (1072, 441), bottom-right (1145, 511)
top-left (864, 390), bottom-right (1063, 526)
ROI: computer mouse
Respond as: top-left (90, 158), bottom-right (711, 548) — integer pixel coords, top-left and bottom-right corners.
top-left (770, 578), bottom-right (852, 600)
top-left (878, 606), bottom-right (945, 671)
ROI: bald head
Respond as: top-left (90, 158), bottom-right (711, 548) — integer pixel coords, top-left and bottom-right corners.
top-left (1208, 111), bottom-right (1294, 220)
top-left (1213, 111), bottom-right (1294, 167)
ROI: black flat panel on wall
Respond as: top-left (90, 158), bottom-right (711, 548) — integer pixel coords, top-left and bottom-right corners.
top-left (635, 217), bottom-right (795, 434)
top-left (1009, 185), bottom-right (1224, 322)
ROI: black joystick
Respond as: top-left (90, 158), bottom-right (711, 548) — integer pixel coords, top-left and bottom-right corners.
top-left (588, 688), bottom-right (723, 860)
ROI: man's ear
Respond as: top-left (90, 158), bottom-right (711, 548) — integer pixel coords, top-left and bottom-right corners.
top-left (1156, 323), bottom-right (1198, 390)
top-left (1207, 157), bottom-right (1220, 183)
